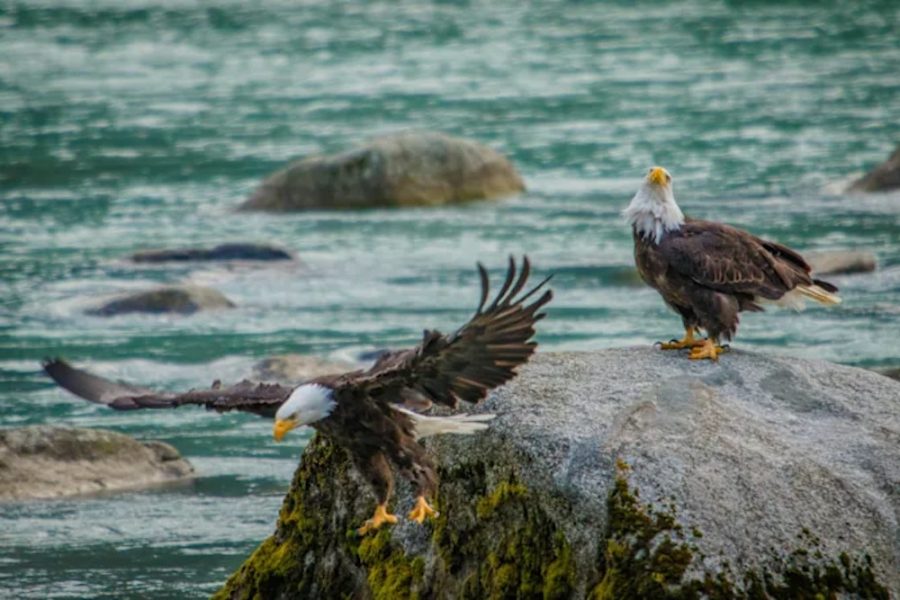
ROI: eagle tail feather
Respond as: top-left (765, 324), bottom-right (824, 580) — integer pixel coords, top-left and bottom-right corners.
top-left (796, 284), bottom-right (842, 306)
top-left (392, 406), bottom-right (495, 439)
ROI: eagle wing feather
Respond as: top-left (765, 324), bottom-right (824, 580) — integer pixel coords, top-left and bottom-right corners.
top-left (345, 256), bottom-right (553, 409)
top-left (42, 358), bottom-right (292, 418)
top-left (662, 220), bottom-right (813, 299)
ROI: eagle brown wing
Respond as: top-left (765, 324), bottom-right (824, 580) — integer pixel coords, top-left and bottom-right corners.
top-left (43, 358), bottom-right (292, 418)
top-left (661, 220), bottom-right (819, 300)
top-left (340, 256), bottom-right (553, 409)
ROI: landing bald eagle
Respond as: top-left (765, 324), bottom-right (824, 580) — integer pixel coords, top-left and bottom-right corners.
top-left (625, 167), bottom-right (840, 361)
top-left (43, 257), bottom-right (552, 534)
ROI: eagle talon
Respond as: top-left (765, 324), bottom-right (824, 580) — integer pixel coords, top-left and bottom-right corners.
top-left (659, 328), bottom-right (706, 350)
top-left (688, 339), bottom-right (727, 361)
top-left (408, 496), bottom-right (437, 524)
top-left (357, 503), bottom-right (398, 536)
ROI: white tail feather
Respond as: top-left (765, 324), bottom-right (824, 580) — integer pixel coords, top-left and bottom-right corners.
top-left (796, 284), bottom-right (842, 306)
top-left (391, 406), bottom-right (495, 440)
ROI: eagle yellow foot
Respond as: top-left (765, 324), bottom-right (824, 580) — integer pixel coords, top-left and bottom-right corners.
top-left (408, 496), bottom-right (438, 524)
top-left (688, 339), bottom-right (729, 361)
top-left (659, 329), bottom-right (705, 350)
top-left (357, 503), bottom-right (398, 536)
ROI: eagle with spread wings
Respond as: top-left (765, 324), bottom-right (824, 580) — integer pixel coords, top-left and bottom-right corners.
top-left (624, 167), bottom-right (841, 360)
top-left (43, 257), bottom-right (552, 534)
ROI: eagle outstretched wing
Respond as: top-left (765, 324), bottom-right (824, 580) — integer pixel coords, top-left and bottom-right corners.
top-left (42, 359), bottom-right (292, 418)
top-left (345, 256), bottom-right (553, 409)
top-left (661, 219), bottom-right (836, 300)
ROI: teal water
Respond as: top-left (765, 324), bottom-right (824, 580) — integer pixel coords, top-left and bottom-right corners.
top-left (2, 1), bottom-right (900, 597)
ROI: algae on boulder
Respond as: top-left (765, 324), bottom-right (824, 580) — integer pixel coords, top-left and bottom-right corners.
top-left (215, 349), bottom-right (899, 598)
top-left (239, 131), bottom-right (525, 212)
top-left (0, 426), bottom-right (194, 501)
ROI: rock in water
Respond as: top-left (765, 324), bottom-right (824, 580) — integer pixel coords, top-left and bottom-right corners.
top-left (0, 426), bottom-right (194, 501)
top-left (805, 250), bottom-right (877, 276)
top-left (87, 285), bottom-right (235, 316)
top-left (215, 349), bottom-right (898, 599)
top-left (130, 243), bottom-right (294, 263)
top-left (251, 354), bottom-right (355, 385)
top-left (848, 145), bottom-right (900, 193)
top-left (239, 131), bottom-right (525, 211)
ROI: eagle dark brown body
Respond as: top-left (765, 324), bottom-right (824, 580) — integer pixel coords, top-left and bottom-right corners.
top-left (628, 167), bottom-right (840, 360)
top-left (43, 256), bottom-right (553, 534)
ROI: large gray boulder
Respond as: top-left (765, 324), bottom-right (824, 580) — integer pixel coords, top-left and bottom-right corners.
top-left (848, 145), bottom-right (900, 193)
top-left (239, 132), bottom-right (525, 212)
top-left (87, 284), bottom-right (235, 316)
top-left (0, 426), bottom-right (194, 501)
top-left (215, 348), bottom-right (898, 599)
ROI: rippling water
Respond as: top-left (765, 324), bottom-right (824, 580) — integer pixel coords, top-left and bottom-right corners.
top-left (2, 1), bottom-right (899, 597)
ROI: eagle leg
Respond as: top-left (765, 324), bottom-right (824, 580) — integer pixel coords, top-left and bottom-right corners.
top-left (357, 503), bottom-right (398, 536)
top-left (659, 327), bottom-right (706, 350)
top-left (688, 338), bottom-right (729, 361)
top-left (408, 495), bottom-right (438, 524)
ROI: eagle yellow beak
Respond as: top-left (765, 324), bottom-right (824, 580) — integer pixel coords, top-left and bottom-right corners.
top-left (648, 167), bottom-right (668, 186)
top-left (273, 418), bottom-right (298, 442)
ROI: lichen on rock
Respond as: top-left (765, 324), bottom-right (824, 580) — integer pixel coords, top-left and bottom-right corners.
top-left (215, 349), bottom-right (899, 598)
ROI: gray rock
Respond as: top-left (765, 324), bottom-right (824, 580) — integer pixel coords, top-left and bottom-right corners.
top-left (251, 354), bottom-right (355, 385)
top-left (848, 145), bottom-right (900, 193)
top-left (874, 367), bottom-right (900, 382)
top-left (806, 250), bottom-right (877, 276)
top-left (0, 426), bottom-right (194, 501)
top-left (87, 285), bottom-right (235, 316)
top-left (238, 131), bottom-right (525, 212)
top-left (130, 243), bottom-right (294, 263)
top-left (216, 348), bottom-right (899, 598)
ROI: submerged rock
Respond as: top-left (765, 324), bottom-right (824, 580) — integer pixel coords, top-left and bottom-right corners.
top-left (848, 146), bottom-right (900, 193)
top-left (0, 426), bottom-right (194, 501)
top-left (251, 354), bottom-right (355, 385)
top-left (87, 285), bottom-right (235, 316)
top-left (239, 131), bottom-right (525, 212)
top-left (806, 250), bottom-right (877, 276)
top-left (215, 348), bottom-right (898, 599)
top-left (130, 243), bottom-right (294, 263)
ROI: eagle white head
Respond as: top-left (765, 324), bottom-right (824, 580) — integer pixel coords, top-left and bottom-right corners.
top-left (623, 166), bottom-right (685, 244)
top-left (272, 384), bottom-right (337, 441)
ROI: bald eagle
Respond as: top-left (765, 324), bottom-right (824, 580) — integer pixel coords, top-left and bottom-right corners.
top-left (43, 257), bottom-right (552, 534)
top-left (625, 167), bottom-right (841, 360)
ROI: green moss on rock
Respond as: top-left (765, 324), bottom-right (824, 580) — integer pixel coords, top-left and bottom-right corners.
top-left (590, 461), bottom-right (890, 600)
top-left (214, 437), bottom-right (890, 599)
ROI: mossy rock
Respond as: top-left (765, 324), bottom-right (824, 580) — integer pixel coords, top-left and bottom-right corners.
top-left (238, 131), bottom-right (525, 212)
top-left (215, 349), bottom-right (899, 598)
top-left (0, 426), bottom-right (194, 500)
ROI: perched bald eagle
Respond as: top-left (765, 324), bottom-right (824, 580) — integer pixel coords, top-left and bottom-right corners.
top-left (625, 167), bottom-right (841, 360)
top-left (43, 257), bottom-right (552, 534)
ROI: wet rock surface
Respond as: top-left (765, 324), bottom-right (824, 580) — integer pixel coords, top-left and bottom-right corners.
top-left (848, 145), bottom-right (900, 193)
top-left (0, 426), bottom-right (194, 501)
top-left (239, 131), bottom-right (525, 212)
top-left (87, 285), bottom-right (235, 316)
top-left (130, 243), bottom-right (294, 263)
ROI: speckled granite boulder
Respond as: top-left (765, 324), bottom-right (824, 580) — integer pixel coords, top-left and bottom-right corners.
top-left (87, 285), bottom-right (235, 316)
top-left (239, 131), bottom-right (525, 212)
top-left (0, 426), bottom-right (194, 501)
top-left (215, 349), bottom-right (898, 599)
